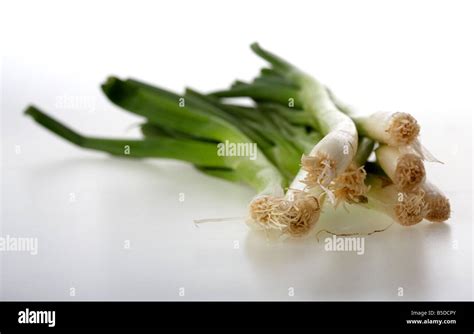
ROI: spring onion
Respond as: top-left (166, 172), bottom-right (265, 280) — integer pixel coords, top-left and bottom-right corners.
top-left (422, 181), bottom-right (451, 222)
top-left (375, 145), bottom-right (426, 192)
top-left (366, 174), bottom-right (427, 226)
top-left (214, 43), bottom-right (359, 192)
top-left (353, 112), bottom-right (420, 147)
top-left (329, 137), bottom-right (374, 206)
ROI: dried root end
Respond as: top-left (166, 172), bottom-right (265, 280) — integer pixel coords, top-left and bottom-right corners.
top-left (247, 195), bottom-right (287, 230)
top-left (301, 153), bottom-right (336, 188)
top-left (425, 196), bottom-right (451, 222)
top-left (247, 192), bottom-right (321, 238)
top-left (330, 163), bottom-right (369, 206)
top-left (394, 189), bottom-right (427, 226)
top-left (282, 191), bottom-right (321, 238)
top-left (395, 153), bottom-right (426, 191)
top-left (387, 112), bottom-right (420, 146)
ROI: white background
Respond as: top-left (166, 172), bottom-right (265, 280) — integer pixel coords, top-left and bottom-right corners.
top-left (1, 0), bottom-right (472, 300)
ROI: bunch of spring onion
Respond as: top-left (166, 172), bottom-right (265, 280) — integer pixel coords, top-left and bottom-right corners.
top-left (210, 43), bottom-right (450, 227)
top-left (24, 43), bottom-right (451, 240)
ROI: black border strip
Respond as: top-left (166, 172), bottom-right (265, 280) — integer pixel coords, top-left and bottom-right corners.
top-left (0, 301), bottom-right (472, 330)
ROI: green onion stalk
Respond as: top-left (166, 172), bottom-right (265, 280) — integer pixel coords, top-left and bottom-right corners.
top-left (212, 43), bottom-right (359, 195)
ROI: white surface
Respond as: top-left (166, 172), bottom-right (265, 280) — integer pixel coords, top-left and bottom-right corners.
top-left (1, 0), bottom-right (473, 300)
